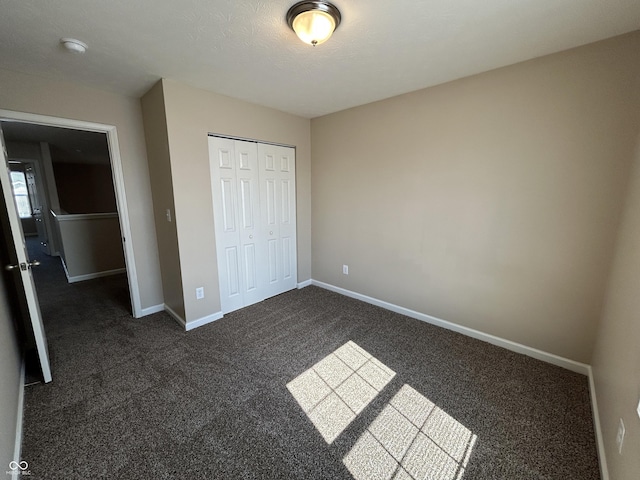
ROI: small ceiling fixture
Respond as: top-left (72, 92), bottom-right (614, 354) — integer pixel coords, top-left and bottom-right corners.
top-left (286, 1), bottom-right (341, 46)
top-left (60, 38), bottom-right (87, 54)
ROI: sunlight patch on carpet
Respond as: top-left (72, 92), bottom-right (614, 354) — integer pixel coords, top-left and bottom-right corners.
top-left (287, 341), bottom-right (477, 479)
top-left (344, 384), bottom-right (477, 480)
top-left (287, 341), bottom-right (395, 443)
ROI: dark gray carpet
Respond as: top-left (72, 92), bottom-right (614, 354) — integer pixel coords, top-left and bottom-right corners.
top-left (21, 245), bottom-right (600, 479)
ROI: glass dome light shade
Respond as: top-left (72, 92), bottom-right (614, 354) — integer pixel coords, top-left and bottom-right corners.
top-left (292, 10), bottom-right (336, 46)
top-left (286, 1), bottom-right (341, 46)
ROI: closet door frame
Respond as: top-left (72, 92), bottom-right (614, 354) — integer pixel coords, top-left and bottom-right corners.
top-left (208, 134), bottom-right (297, 315)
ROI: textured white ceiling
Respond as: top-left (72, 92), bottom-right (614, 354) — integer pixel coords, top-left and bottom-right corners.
top-left (0, 0), bottom-right (639, 118)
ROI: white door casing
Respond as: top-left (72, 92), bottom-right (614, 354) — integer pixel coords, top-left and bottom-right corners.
top-left (0, 109), bottom-right (142, 318)
top-left (0, 125), bottom-right (52, 382)
top-left (209, 136), bottom-right (296, 314)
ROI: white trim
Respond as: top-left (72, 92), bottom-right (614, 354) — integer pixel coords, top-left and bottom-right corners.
top-left (65, 268), bottom-right (126, 284)
top-left (163, 304), bottom-right (223, 331)
top-left (139, 303), bottom-right (165, 316)
top-left (185, 312), bottom-right (223, 331)
top-left (51, 211), bottom-right (118, 222)
top-left (12, 360), bottom-right (25, 480)
top-left (297, 279), bottom-right (312, 289)
top-left (587, 366), bottom-right (609, 480)
top-left (207, 132), bottom-right (295, 149)
top-left (311, 280), bottom-right (590, 375)
top-left (105, 127), bottom-right (142, 318)
top-left (0, 109), bottom-right (143, 318)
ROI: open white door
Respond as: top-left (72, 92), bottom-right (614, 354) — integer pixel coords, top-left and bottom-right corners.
top-left (0, 125), bottom-right (51, 383)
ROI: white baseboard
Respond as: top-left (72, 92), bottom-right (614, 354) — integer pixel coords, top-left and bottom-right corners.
top-left (185, 312), bottom-right (223, 331)
top-left (297, 279), bottom-right (312, 289)
top-left (66, 267), bottom-right (126, 283)
top-left (61, 257), bottom-right (126, 284)
top-left (311, 280), bottom-right (590, 375)
top-left (138, 304), bottom-right (165, 317)
top-left (163, 304), bottom-right (223, 331)
top-left (310, 280), bottom-right (607, 472)
top-left (12, 360), bottom-right (25, 480)
top-left (587, 366), bottom-right (609, 480)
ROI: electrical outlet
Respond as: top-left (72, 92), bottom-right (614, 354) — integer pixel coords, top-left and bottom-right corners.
top-left (343, 265), bottom-right (348, 275)
top-left (616, 418), bottom-right (625, 454)
top-left (637, 398), bottom-right (640, 420)
top-left (196, 287), bottom-right (204, 300)
top-left (166, 209), bottom-right (172, 222)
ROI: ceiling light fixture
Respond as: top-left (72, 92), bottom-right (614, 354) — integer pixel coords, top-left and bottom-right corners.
top-left (286, 1), bottom-right (341, 46)
top-left (60, 38), bottom-right (87, 54)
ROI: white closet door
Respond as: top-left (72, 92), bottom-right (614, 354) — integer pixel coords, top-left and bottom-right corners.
top-left (209, 137), bottom-right (264, 313)
top-left (258, 143), bottom-right (297, 297)
top-left (234, 140), bottom-right (265, 307)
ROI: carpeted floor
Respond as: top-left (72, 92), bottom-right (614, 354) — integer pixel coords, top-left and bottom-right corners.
top-left (21, 242), bottom-right (600, 479)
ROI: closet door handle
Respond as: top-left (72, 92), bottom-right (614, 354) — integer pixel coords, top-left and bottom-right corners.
top-left (269, 231), bottom-right (273, 235)
top-left (249, 235), bottom-right (253, 239)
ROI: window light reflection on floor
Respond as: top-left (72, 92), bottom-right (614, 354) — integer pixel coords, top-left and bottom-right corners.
top-left (286, 341), bottom-right (396, 443)
top-left (286, 341), bottom-right (477, 480)
top-left (343, 384), bottom-right (478, 480)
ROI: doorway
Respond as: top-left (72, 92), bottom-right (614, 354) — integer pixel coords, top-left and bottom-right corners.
top-left (0, 110), bottom-right (142, 382)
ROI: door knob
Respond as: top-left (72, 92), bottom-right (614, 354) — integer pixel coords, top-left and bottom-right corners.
top-left (249, 235), bottom-right (253, 239)
top-left (5, 260), bottom-right (40, 271)
top-left (269, 231), bottom-right (273, 235)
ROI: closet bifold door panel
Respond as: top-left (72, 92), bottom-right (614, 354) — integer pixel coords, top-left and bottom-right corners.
top-left (258, 143), bottom-right (297, 298)
top-left (209, 137), bottom-right (265, 314)
top-left (208, 136), bottom-right (296, 315)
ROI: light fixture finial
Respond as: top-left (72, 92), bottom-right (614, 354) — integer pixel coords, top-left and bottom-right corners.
top-left (286, 1), bottom-right (341, 46)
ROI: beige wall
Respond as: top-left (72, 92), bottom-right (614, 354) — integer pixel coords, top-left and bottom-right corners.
top-left (0, 68), bottom-right (163, 311)
top-left (140, 81), bottom-right (185, 319)
top-left (143, 79), bottom-right (311, 323)
top-left (311, 32), bottom-right (640, 363)
top-left (592, 133), bottom-right (640, 478)
top-left (0, 271), bottom-right (21, 475)
top-left (55, 214), bottom-right (125, 280)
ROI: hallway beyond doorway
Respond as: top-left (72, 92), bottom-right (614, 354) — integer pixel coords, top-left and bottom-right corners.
top-left (24, 236), bottom-right (131, 383)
